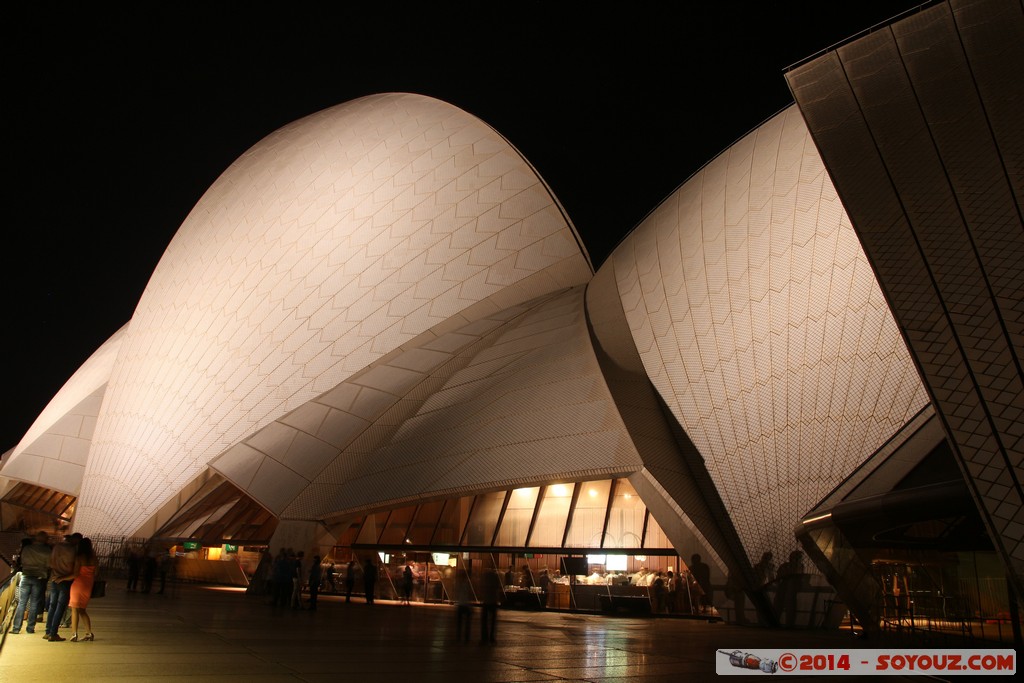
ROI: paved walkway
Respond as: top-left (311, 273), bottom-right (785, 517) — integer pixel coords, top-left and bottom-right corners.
top-left (1, 584), bottom-right (913, 682)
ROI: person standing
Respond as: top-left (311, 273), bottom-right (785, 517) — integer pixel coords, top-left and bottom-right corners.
top-left (157, 550), bottom-right (173, 594)
top-left (773, 550), bottom-right (805, 626)
top-left (140, 549), bottom-right (157, 594)
top-left (538, 568), bottom-right (551, 609)
top-left (689, 554), bottom-right (712, 614)
top-left (480, 568), bottom-right (502, 643)
top-left (11, 532), bottom-right (51, 634)
top-left (68, 537), bottom-right (98, 641)
top-left (401, 564), bottom-right (414, 605)
top-left (270, 549), bottom-right (292, 608)
top-left (44, 532), bottom-right (81, 641)
top-left (753, 551), bottom-right (775, 587)
top-left (454, 568), bottom-right (473, 642)
top-left (125, 549), bottom-right (140, 592)
top-left (308, 555), bottom-right (322, 611)
top-left (651, 572), bottom-right (666, 613)
top-left (363, 558), bottom-right (377, 604)
top-left (291, 550), bottom-right (305, 609)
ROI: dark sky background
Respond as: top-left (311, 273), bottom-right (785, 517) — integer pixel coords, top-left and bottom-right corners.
top-left (2, 3), bottom-right (922, 452)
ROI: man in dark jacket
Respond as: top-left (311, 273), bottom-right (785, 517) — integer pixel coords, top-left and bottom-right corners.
top-left (11, 532), bottom-right (51, 634)
top-left (44, 532), bottom-right (81, 641)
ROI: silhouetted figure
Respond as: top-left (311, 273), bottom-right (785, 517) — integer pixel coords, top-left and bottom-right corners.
top-left (773, 550), bottom-right (804, 626)
top-left (402, 564), bottom-right (414, 604)
top-left (291, 550), bottom-right (305, 609)
top-left (363, 559), bottom-right (377, 604)
top-left (158, 550), bottom-right (173, 594)
top-left (690, 554), bottom-right (712, 613)
top-left (753, 552), bottom-right (775, 587)
top-left (538, 568), bottom-right (551, 608)
top-left (454, 568), bottom-right (473, 642)
top-left (480, 569), bottom-right (502, 643)
top-left (652, 572), bottom-right (667, 613)
top-left (521, 564), bottom-right (534, 588)
top-left (126, 550), bottom-right (140, 592)
top-left (308, 555), bottom-right (322, 610)
top-left (725, 570), bottom-right (748, 624)
top-left (141, 550), bottom-right (157, 593)
top-left (271, 549), bottom-right (292, 608)
top-left (249, 548), bottom-right (272, 597)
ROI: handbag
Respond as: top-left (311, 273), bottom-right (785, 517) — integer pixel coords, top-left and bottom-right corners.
top-left (91, 579), bottom-right (107, 598)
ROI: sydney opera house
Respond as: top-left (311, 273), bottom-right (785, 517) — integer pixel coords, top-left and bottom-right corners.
top-left (2, 0), bottom-right (1021, 634)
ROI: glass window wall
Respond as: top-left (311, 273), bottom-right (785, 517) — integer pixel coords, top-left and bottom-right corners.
top-left (604, 479), bottom-right (645, 549)
top-left (529, 483), bottom-right (575, 547)
top-left (495, 487), bottom-right (539, 547)
top-left (379, 506), bottom-right (415, 545)
top-left (565, 480), bottom-right (611, 548)
top-left (355, 511), bottom-right (390, 545)
top-left (338, 478), bottom-right (677, 554)
top-left (406, 500), bottom-right (444, 545)
top-left (432, 496), bottom-right (473, 545)
top-left (462, 490), bottom-right (506, 546)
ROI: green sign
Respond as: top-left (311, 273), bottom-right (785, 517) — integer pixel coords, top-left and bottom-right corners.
top-left (183, 541), bottom-right (200, 551)
top-left (224, 544), bottom-right (238, 553)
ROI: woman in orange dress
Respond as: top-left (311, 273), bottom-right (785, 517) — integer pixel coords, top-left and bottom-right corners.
top-left (68, 536), bottom-right (98, 641)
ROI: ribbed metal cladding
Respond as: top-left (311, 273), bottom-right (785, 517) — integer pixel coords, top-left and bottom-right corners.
top-left (787, 0), bottom-right (1024, 595)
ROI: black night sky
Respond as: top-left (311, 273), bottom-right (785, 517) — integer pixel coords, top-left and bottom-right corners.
top-left (2, 3), bottom-right (923, 452)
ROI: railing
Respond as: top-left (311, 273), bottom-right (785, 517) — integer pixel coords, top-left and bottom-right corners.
top-left (0, 572), bottom-right (21, 650)
top-left (876, 589), bottom-right (1021, 645)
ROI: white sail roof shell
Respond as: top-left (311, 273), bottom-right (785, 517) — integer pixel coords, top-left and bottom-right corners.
top-left (607, 106), bottom-right (930, 563)
top-left (73, 93), bottom-right (592, 535)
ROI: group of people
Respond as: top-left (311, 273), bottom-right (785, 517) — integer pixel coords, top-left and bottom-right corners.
top-left (10, 531), bottom-right (98, 642)
top-left (454, 568), bottom-right (503, 643)
top-left (124, 547), bottom-right (173, 594)
top-left (263, 549), bottom-right (379, 610)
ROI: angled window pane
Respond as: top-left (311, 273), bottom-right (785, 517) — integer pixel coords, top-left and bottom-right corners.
top-left (355, 511), bottom-right (390, 545)
top-left (336, 518), bottom-right (364, 547)
top-left (605, 479), bottom-right (645, 549)
top-left (406, 500), bottom-right (445, 545)
top-left (378, 505), bottom-right (416, 545)
top-left (495, 487), bottom-right (539, 547)
top-left (565, 480), bottom-right (612, 548)
top-left (433, 496), bottom-right (474, 546)
top-left (463, 491), bottom-right (506, 546)
top-left (643, 511), bottom-right (674, 549)
top-left (529, 483), bottom-right (575, 547)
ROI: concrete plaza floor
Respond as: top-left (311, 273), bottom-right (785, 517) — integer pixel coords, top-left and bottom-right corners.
top-left (1, 583), bottom-right (921, 682)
